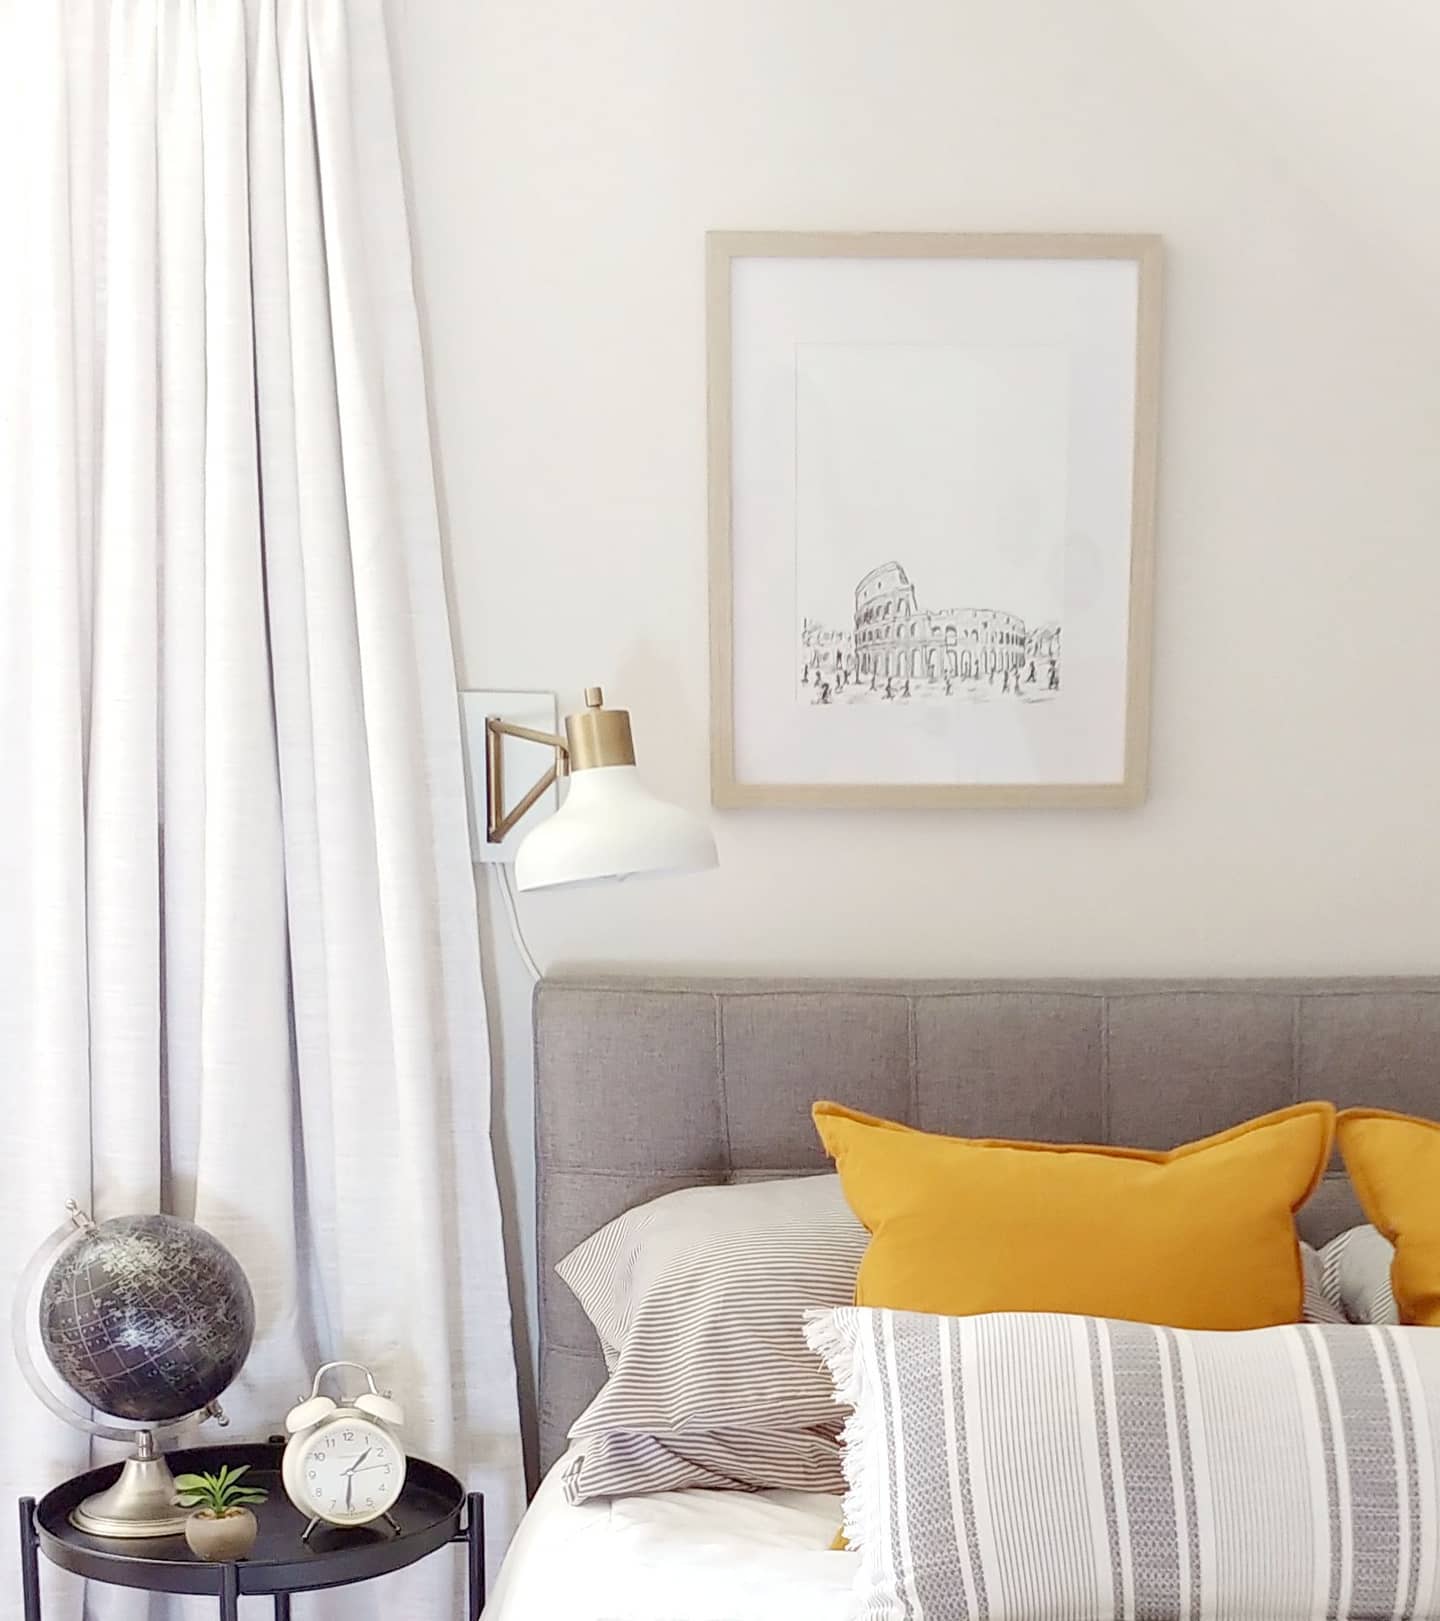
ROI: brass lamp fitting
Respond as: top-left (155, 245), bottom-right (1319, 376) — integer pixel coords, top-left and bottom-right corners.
top-left (485, 687), bottom-right (636, 843)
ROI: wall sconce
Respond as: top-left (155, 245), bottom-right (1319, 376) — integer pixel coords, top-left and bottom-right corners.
top-left (483, 687), bottom-right (717, 892)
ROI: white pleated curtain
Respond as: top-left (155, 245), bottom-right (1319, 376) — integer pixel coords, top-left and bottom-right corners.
top-left (0, 2), bottom-right (524, 1617)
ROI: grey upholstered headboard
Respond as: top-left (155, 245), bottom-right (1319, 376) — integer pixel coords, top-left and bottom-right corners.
top-left (533, 975), bottom-right (1440, 1469)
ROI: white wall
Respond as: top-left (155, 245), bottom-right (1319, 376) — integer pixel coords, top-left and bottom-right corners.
top-left (385, 0), bottom-right (1440, 1458)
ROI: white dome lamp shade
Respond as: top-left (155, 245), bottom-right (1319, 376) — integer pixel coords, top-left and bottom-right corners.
top-left (489, 688), bottom-right (717, 893)
top-left (515, 764), bottom-right (717, 891)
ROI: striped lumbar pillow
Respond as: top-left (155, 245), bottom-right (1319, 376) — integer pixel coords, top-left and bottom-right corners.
top-left (807, 1304), bottom-right (1440, 1621)
top-left (557, 1174), bottom-right (868, 1502)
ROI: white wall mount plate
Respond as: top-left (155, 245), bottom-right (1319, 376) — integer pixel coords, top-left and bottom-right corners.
top-left (459, 690), bottom-right (559, 864)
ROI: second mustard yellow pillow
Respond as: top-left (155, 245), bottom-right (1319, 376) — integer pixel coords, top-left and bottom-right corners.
top-left (813, 1100), bottom-right (1335, 1330)
top-left (1337, 1107), bottom-right (1440, 1327)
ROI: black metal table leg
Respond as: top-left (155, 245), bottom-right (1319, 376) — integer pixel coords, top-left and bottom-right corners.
top-left (18, 1499), bottom-right (41, 1621)
top-left (273, 1594), bottom-right (291, 1621)
top-left (465, 1492), bottom-right (485, 1619)
top-left (219, 1562), bottom-right (239, 1621)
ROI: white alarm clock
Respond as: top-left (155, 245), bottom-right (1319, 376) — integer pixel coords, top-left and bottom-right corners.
top-left (282, 1361), bottom-right (407, 1536)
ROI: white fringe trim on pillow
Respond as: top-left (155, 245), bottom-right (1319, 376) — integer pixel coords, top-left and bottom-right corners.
top-left (803, 1306), bottom-right (871, 1557)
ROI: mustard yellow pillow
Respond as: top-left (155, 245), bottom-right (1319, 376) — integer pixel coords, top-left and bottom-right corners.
top-left (1337, 1108), bottom-right (1440, 1327)
top-left (812, 1100), bottom-right (1335, 1330)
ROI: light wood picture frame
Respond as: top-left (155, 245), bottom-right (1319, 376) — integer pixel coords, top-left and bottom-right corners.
top-left (708, 231), bottom-right (1162, 809)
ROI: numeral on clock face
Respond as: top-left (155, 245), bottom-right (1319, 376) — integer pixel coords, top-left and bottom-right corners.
top-left (296, 1419), bottom-right (401, 1521)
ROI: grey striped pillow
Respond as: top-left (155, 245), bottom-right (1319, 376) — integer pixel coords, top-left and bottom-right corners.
top-left (556, 1174), bottom-right (867, 1502)
top-left (1302, 1239), bottom-right (1348, 1324)
top-left (808, 1305), bottom-right (1440, 1621)
top-left (1320, 1224), bottom-right (1399, 1324)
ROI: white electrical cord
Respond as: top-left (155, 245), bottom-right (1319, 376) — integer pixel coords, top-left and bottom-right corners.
top-left (493, 859), bottom-right (541, 980)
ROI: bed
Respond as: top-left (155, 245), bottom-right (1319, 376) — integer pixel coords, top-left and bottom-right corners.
top-left (486, 1457), bottom-right (849, 1620)
top-left (488, 974), bottom-right (1440, 1621)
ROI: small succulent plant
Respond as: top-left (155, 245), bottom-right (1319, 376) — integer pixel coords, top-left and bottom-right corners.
top-left (175, 1464), bottom-right (268, 1517)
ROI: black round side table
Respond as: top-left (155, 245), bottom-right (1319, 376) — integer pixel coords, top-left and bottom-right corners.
top-left (17, 1441), bottom-right (484, 1621)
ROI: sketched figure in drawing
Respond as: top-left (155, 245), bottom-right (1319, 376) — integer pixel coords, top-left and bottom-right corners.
top-left (800, 561), bottom-right (1062, 708)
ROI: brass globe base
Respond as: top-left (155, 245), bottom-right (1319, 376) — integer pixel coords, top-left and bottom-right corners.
top-left (70, 1440), bottom-right (188, 1538)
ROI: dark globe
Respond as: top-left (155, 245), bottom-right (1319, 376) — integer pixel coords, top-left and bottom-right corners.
top-left (38, 1214), bottom-right (254, 1423)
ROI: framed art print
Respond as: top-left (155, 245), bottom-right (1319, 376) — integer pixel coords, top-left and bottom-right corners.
top-left (708, 232), bottom-right (1162, 808)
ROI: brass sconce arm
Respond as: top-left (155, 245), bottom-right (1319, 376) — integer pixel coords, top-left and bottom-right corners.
top-left (485, 716), bottom-right (569, 844)
top-left (484, 687), bottom-right (639, 845)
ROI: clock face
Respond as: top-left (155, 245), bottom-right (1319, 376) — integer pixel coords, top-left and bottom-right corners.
top-left (286, 1416), bottom-right (406, 1525)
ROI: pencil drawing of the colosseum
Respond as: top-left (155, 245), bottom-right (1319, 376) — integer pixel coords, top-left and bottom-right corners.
top-left (800, 561), bottom-right (1061, 704)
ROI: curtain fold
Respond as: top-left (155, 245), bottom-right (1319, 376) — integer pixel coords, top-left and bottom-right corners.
top-left (0, 5), bottom-right (524, 1619)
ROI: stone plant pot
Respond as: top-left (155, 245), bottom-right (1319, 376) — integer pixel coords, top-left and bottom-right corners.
top-left (184, 1507), bottom-right (258, 1562)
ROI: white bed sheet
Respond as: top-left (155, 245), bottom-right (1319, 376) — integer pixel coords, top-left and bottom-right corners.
top-left (486, 1450), bottom-right (854, 1621)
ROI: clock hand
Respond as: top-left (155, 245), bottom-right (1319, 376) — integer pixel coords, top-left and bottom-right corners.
top-left (342, 1449), bottom-right (373, 1475)
top-left (345, 1475), bottom-right (353, 1512)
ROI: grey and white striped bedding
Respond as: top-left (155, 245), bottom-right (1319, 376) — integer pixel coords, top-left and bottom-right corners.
top-left (807, 1305), bottom-right (1440, 1621)
top-left (557, 1174), bottom-right (867, 1502)
top-left (1321, 1224), bottom-right (1399, 1325)
top-left (557, 1180), bottom-right (1377, 1504)
top-left (1302, 1240), bottom-right (1348, 1324)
